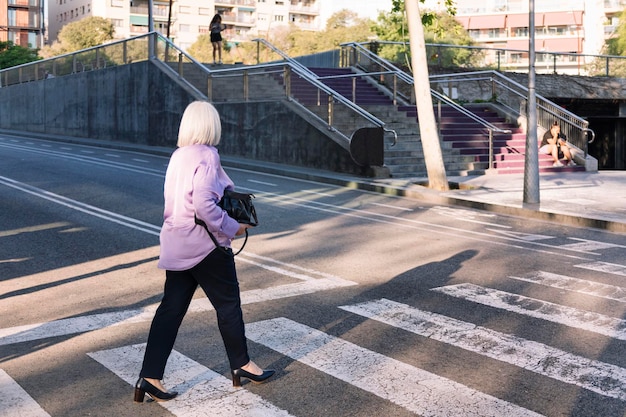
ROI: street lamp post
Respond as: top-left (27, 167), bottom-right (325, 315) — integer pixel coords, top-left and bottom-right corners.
top-left (524, 0), bottom-right (540, 204)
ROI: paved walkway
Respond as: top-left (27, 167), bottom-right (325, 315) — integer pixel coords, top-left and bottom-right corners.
top-left (223, 156), bottom-right (626, 234)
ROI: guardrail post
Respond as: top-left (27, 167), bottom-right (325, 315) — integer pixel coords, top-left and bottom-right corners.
top-left (284, 66), bottom-right (291, 98)
top-left (207, 75), bottom-right (212, 101)
top-left (606, 56), bottom-right (610, 77)
top-left (149, 32), bottom-right (156, 59)
top-left (123, 41), bottom-right (128, 64)
top-left (488, 130), bottom-right (494, 170)
top-left (393, 74), bottom-right (397, 106)
top-left (328, 94), bottom-right (333, 127)
top-left (352, 77), bottom-right (356, 103)
top-left (178, 53), bottom-right (183, 76)
top-left (552, 54), bottom-right (557, 74)
top-left (243, 70), bottom-right (249, 101)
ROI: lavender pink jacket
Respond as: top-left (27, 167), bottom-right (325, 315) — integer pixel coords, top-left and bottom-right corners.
top-left (157, 145), bottom-right (240, 271)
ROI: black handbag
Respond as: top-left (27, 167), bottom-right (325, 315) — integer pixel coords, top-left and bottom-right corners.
top-left (195, 189), bottom-right (257, 256)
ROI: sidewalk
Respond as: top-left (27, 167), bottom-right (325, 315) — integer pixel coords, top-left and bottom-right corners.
top-left (223, 156), bottom-right (626, 234)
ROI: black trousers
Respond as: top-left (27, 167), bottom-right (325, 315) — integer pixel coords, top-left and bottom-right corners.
top-left (140, 248), bottom-right (250, 379)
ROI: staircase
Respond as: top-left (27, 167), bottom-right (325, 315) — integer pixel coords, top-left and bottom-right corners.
top-left (399, 104), bottom-right (584, 175)
top-left (274, 65), bottom-right (586, 178)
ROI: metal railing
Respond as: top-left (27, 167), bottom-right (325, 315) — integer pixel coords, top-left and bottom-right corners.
top-left (341, 41), bottom-right (514, 169)
top-left (360, 40), bottom-right (626, 78)
top-left (429, 70), bottom-right (595, 157)
top-left (251, 38), bottom-right (397, 145)
top-left (0, 32), bottom-right (393, 154)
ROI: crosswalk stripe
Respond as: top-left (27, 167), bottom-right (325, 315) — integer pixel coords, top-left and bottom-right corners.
top-left (0, 277), bottom-right (356, 346)
top-left (339, 298), bottom-right (626, 400)
top-left (575, 261), bottom-right (626, 276)
top-left (245, 317), bottom-right (544, 417)
top-left (432, 283), bottom-right (626, 340)
top-left (88, 344), bottom-right (294, 417)
top-left (0, 369), bottom-right (51, 417)
top-left (510, 271), bottom-right (626, 302)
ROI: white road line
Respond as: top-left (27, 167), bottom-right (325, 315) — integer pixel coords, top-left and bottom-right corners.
top-left (299, 189), bottom-right (334, 197)
top-left (245, 317), bottom-right (544, 417)
top-left (510, 271), bottom-right (626, 302)
top-left (432, 283), bottom-right (626, 340)
top-left (0, 369), bottom-right (51, 417)
top-left (340, 298), bottom-right (626, 400)
top-left (0, 276), bottom-right (356, 346)
top-left (576, 261), bottom-right (626, 276)
top-left (486, 229), bottom-right (554, 242)
top-left (88, 344), bottom-right (294, 417)
top-left (369, 202), bottom-right (414, 211)
top-left (429, 206), bottom-right (511, 228)
top-left (0, 142), bottom-right (164, 176)
top-left (562, 238), bottom-right (626, 252)
top-left (0, 176), bottom-right (162, 236)
top-left (132, 158), bottom-right (149, 163)
top-left (246, 179), bottom-right (277, 186)
top-left (251, 190), bottom-right (592, 260)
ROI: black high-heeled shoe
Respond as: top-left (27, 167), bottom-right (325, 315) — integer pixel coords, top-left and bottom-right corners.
top-left (133, 377), bottom-right (178, 403)
top-left (231, 368), bottom-right (275, 387)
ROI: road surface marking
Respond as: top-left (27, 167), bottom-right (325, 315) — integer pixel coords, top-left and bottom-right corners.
top-left (245, 317), bottom-right (544, 417)
top-left (340, 298), bottom-right (626, 400)
top-left (575, 261), bottom-right (626, 276)
top-left (0, 275), bottom-right (356, 346)
top-left (0, 369), bottom-right (51, 417)
top-left (510, 271), bottom-right (626, 302)
top-left (88, 344), bottom-right (293, 417)
top-left (562, 238), bottom-right (626, 252)
top-left (432, 283), bottom-right (626, 340)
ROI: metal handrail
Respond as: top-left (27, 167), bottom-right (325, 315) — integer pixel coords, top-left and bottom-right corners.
top-left (430, 70), bottom-right (595, 157)
top-left (157, 35), bottom-right (391, 147)
top-left (252, 38), bottom-right (398, 145)
top-left (341, 42), bottom-right (513, 167)
top-left (0, 33), bottom-right (392, 152)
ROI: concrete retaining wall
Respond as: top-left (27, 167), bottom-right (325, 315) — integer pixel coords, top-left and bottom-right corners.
top-left (0, 60), bottom-right (365, 175)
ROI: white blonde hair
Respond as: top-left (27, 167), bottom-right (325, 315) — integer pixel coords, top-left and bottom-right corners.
top-left (177, 101), bottom-right (222, 147)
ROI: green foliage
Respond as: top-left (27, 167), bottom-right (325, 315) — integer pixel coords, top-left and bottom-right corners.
top-left (373, 8), bottom-right (474, 68)
top-left (40, 16), bottom-right (115, 57)
top-left (0, 41), bottom-right (41, 69)
top-left (187, 34), bottom-right (214, 62)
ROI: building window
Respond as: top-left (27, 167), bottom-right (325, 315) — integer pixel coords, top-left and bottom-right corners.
top-left (199, 8), bottom-right (211, 15)
top-left (111, 18), bottom-right (124, 27)
top-left (180, 6), bottom-right (191, 14)
top-left (514, 27), bottom-right (528, 37)
top-left (274, 15), bottom-right (284, 21)
top-left (179, 24), bottom-right (191, 32)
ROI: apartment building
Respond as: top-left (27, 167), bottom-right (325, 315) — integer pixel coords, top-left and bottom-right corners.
top-left (453, 0), bottom-right (626, 74)
top-left (46, 0), bottom-right (329, 51)
top-left (0, 0), bottom-right (44, 48)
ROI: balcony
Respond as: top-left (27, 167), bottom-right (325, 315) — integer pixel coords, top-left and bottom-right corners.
top-left (215, 0), bottom-right (255, 7)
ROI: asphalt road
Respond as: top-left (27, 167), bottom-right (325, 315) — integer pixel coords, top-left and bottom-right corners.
top-left (1, 135), bottom-right (626, 417)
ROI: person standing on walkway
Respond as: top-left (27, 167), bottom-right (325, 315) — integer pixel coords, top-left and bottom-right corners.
top-left (540, 121), bottom-right (575, 167)
top-left (210, 14), bottom-right (225, 65)
top-left (134, 101), bottom-right (274, 403)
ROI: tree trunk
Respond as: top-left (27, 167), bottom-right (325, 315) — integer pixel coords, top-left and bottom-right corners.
top-left (405, 0), bottom-right (449, 191)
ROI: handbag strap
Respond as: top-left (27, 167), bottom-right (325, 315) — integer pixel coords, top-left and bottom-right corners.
top-left (194, 215), bottom-right (248, 256)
